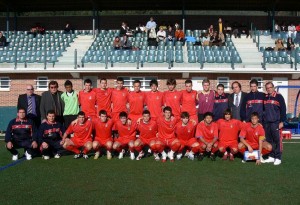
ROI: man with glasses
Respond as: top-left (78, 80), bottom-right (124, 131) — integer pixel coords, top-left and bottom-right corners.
top-left (17, 85), bottom-right (41, 127)
top-left (262, 82), bottom-right (286, 165)
top-left (40, 81), bottom-right (64, 124)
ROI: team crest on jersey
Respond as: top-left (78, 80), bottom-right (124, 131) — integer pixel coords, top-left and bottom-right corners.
top-left (188, 129), bottom-right (191, 133)
top-left (149, 127), bottom-right (152, 131)
top-left (89, 96), bottom-right (92, 100)
top-left (174, 95), bottom-right (177, 99)
top-left (86, 128), bottom-right (88, 131)
top-left (105, 92), bottom-right (108, 96)
top-left (140, 96), bottom-right (143, 99)
top-left (128, 126), bottom-right (131, 130)
top-left (255, 132), bottom-right (258, 136)
top-left (170, 125), bottom-right (173, 128)
top-left (192, 95), bottom-right (195, 98)
top-left (105, 123), bottom-right (108, 128)
top-left (211, 130), bottom-right (213, 134)
top-left (26, 125), bottom-right (29, 128)
top-left (230, 124), bottom-right (233, 128)
top-left (123, 93), bottom-right (125, 97)
top-left (156, 96), bottom-right (160, 100)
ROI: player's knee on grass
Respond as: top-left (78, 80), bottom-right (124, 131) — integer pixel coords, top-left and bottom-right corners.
top-left (264, 142), bottom-right (272, 151)
top-left (134, 139), bottom-right (142, 147)
top-left (128, 141), bottom-right (134, 148)
top-left (106, 141), bottom-right (113, 149)
top-left (219, 147), bottom-right (225, 153)
top-left (201, 144), bottom-right (207, 150)
top-left (113, 142), bottom-right (120, 150)
top-left (232, 148), bottom-right (238, 154)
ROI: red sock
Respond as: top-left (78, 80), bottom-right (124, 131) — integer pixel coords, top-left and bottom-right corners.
top-left (150, 144), bottom-right (157, 152)
top-left (230, 148), bottom-right (237, 154)
top-left (239, 147), bottom-right (246, 154)
top-left (171, 142), bottom-right (180, 152)
top-left (178, 145), bottom-right (185, 153)
top-left (65, 145), bottom-right (80, 154)
top-left (211, 146), bottom-right (219, 154)
top-left (83, 147), bottom-right (90, 154)
top-left (114, 146), bottom-right (122, 153)
top-left (262, 148), bottom-right (271, 155)
top-left (135, 145), bottom-right (143, 152)
top-left (129, 146), bottom-right (135, 152)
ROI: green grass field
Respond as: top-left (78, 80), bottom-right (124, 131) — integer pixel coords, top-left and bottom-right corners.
top-left (0, 140), bottom-right (299, 205)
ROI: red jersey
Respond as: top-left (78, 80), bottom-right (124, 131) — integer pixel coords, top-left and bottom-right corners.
top-left (239, 122), bottom-right (265, 145)
top-left (157, 116), bottom-right (179, 139)
top-left (95, 88), bottom-right (112, 116)
top-left (128, 91), bottom-right (145, 120)
top-left (92, 118), bottom-right (114, 141)
top-left (115, 121), bottom-right (137, 140)
top-left (195, 121), bottom-right (218, 141)
top-left (163, 90), bottom-right (182, 117)
top-left (217, 119), bottom-right (242, 142)
top-left (137, 119), bottom-right (158, 140)
top-left (175, 121), bottom-right (196, 141)
top-left (111, 88), bottom-right (128, 114)
top-left (65, 119), bottom-right (93, 141)
top-left (78, 90), bottom-right (97, 118)
top-left (145, 91), bottom-right (163, 120)
top-left (181, 90), bottom-right (197, 116)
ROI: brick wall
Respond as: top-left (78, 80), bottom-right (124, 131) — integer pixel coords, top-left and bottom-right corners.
top-left (0, 72), bottom-right (299, 114)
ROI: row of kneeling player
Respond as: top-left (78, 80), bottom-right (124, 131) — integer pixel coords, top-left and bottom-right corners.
top-left (5, 107), bottom-right (274, 165)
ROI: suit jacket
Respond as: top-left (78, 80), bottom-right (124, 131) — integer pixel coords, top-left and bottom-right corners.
top-left (40, 91), bottom-right (64, 120)
top-left (17, 93), bottom-right (41, 117)
top-left (228, 92), bottom-right (246, 120)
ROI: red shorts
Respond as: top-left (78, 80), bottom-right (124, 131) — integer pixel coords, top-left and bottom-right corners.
top-left (219, 140), bottom-right (238, 150)
top-left (199, 141), bottom-right (218, 148)
top-left (158, 137), bottom-right (177, 147)
top-left (115, 137), bottom-right (135, 146)
top-left (140, 137), bottom-right (156, 146)
top-left (70, 137), bottom-right (92, 147)
top-left (94, 138), bottom-right (113, 146)
top-left (179, 138), bottom-right (198, 148)
top-left (244, 140), bottom-right (259, 150)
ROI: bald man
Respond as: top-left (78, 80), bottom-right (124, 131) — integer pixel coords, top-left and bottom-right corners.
top-left (17, 85), bottom-right (41, 127)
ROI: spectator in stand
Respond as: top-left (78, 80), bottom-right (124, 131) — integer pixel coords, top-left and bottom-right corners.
top-left (0, 31), bottom-right (7, 47)
top-left (146, 17), bottom-right (157, 31)
top-left (30, 23), bottom-right (45, 37)
top-left (232, 22), bottom-right (240, 38)
top-left (120, 22), bottom-right (130, 36)
top-left (288, 23), bottom-right (296, 37)
top-left (121, 35), bottom-right (132, 50)
top-left (201, 33), bottom-right (210, 46)
top-left (210, 31), bottom-right (220, 46)
top-left (219, 32), bottom-right (225, 46)
top-left (113, 36), bottom-right (122, 50)
top-left (274, 22), bottom-right (281, 33)
top-left (64, 23), bottom-right (72, 34)
top-left (135, 22), bottom-right (146, 34)
top-left (286, 37), bottom-right (295, 51)
top-left (17, 85), bottom-right (41, 127)
top-left (148, 28), bottom-right (157, 47)
top-left (274, 39), bottom-right (285, 51)
top-left (281, 22), bottom-right (288, 32)
top-left (217, 18), bottom-right (224, 34)
top-left (157, 26), bottom-right (166, 43)
top-left (295, 23), bottom-right (300, 44)
top-left (166, 26), bottom-right (175, 43)
top-left (224, 21), bottom-right (232, 37)
top-left (40, 81), bottom-right (64, 124)
top-left (175, 25), bottom-right (185, 45)
top-left (208, 25), bottom-right (214, 36)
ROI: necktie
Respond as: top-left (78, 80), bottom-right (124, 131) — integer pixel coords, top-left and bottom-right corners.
top-left (235, 94), bottom-right (239, 107)
top-left (28, 96), bottom-right (33, 114)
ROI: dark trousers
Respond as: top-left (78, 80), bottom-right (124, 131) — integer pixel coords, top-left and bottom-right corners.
top-left (7, 139), bottom-right (33, 155)
top-left (63, 115), bottom-right (77, 129)
top-left (264, 122), bottom-right (281, 159)
top-left (55, 115), bottom-right (64, 125)
top-left (42, 138), bottom-right (64, 156)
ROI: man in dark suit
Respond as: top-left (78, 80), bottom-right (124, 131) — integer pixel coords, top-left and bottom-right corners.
top-left (40, 81), bottom-right (64, 124)
top-left (17, 85), bottom-right (41, 127)
top-left (228, 81), bottom-right (246, 120)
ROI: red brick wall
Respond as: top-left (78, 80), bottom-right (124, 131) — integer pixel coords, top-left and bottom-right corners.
top-left (0, 72), bottom-right (299, 114)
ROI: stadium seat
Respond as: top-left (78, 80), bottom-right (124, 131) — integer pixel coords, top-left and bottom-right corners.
top-left (188, 55), bottom-right (196, 63)
top-left (233, 56), bottom-right (242, 63)
top-left (216, 56), bottom-right (224, 63)
top-left (175, 55), bottom-right (183, 63)
top-left (147, 55), bottom-right (155, 63)
top-left (156, 55), bottom-right (165, 63)
top-left (224, 56), bottom-right (232, 63)
top-left (206, 56), bottom-right (215, 63)
top-left (119, 55), bottom-right (128, 63)
top-left (128, 55), bottom-right (137, 63)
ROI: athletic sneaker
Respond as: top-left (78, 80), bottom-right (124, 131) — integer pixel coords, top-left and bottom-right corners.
top-left (153, 153), bottom-right (160, 161)
top-left (107, 151), bottom-right (112, 160)
top-left (94, 151), bottom-right (100, 160)
top-left (229, 153), bottom-right (234, 161)
top-left (184, 150), bottom-right (190, 157)
top-left (187, 152), bottom-right (195, 160)
top-left (25, 151), bottom-right (32, 160)
top-left (130, 151), bottom-right (135, 160)
top-left (274, 159), bottom-right (282, 166)
top-left (168, 151), bottom-right (174, 162)
top-left (210, 153), bottom-right (216, 161)
top-left (222, 152), bottom-right (228, 160)
top-left (74, 153), bottom-right (82, 159)
top-left (241, 160), bottom-right (246, 163)
top-left (118, 149), bottom-right (125, 159)
top-left (136, 151), bottom-right (144, 161)
top-left (54, 154), bottom-right (61, 159)
top-left (198, 154), bottom-right (204, 161)
top-left (42, 155), bottom-right (50, 160)
top-left (12, 154), bottom-right (19, 161)
top-left (161, 151), bottom-right (167, 162)
top-left (262, 156), bottom-right (275, 163)
top-left (176, 153), bottom-right (183, 160)
top-left (83, 154), bottom-right (89, 159)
